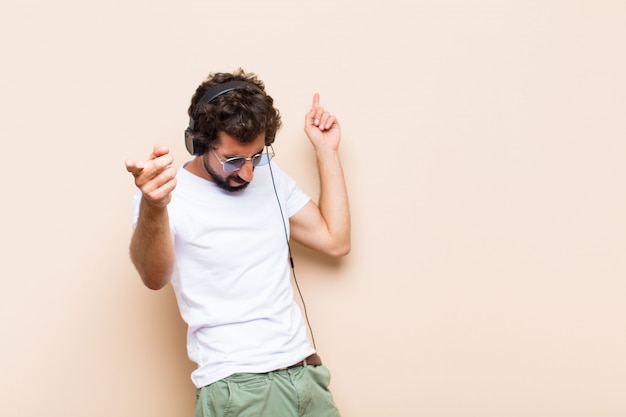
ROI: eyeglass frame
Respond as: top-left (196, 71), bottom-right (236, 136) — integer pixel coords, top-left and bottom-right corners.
top-left (211, 145), bottom-right (275, 172)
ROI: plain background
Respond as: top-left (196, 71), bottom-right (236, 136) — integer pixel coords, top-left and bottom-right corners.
top-left (1, 1), bottom-right (625, 416)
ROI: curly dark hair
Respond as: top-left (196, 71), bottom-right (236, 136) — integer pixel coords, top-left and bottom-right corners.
top-left (186, 69), bottom-right (282, 154)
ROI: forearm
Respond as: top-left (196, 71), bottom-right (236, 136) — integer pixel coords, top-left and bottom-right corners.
top-left (129, 198), bottom-right (175, 290)
top-left (316, 148), bottom-right (351, 255)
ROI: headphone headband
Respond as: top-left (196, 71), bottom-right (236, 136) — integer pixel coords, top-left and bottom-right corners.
top-left (188, 81), bottom-right (261, 130)
top-left (185, 80), bottom-right (262, 155)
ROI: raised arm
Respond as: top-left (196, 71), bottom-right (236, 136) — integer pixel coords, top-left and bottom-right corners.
top-left (289, 93), bottom-right (351, 257)
top-left (124, 145), bottom-right (178, 290)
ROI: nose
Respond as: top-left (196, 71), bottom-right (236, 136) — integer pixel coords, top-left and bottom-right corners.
top-left (237, 159), bottom-right (255, 182)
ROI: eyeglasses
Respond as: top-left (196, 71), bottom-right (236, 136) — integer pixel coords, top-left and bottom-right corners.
top-left (212, 146), bottom-right (275, 172)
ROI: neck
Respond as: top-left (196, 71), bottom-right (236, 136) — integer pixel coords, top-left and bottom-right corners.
top-left (185, 157), bottom-right (214, 182)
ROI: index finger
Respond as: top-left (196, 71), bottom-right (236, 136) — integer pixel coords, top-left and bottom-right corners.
top-left (311, 93), bottom-right (320, 109)
top-left (125, 159), bottom-right (145, 177)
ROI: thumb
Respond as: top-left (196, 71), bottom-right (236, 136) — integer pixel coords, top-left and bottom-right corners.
top-left (305, 106), bottom-right (318, 129)
top-left (150, 145), bottom-right (170, 160)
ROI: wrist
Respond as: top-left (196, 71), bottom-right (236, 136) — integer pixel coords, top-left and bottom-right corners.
top-left (314, 146), bottom-right (340, 159)
top-left (140, 195), bottom-right (170, 212)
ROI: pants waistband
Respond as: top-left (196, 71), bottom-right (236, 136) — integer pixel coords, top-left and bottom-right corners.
top-left (278, 353), bottom-right (322, 370)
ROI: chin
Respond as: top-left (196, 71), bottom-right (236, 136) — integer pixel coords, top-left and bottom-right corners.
top-left (221, 181), bottom-right (250, 192)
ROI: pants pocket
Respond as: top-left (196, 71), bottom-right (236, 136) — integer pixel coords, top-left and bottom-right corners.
top-left (194, 379), bottom-right (233, 417)
top-left (308, 364), bottom-right (332, 391)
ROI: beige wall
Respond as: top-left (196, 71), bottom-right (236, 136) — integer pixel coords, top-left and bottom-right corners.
top-left (2, 1), bottom-right (625, 416)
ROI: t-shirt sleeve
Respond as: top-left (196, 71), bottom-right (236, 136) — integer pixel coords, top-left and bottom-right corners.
top-left (274, 164), bottom-right (310, 218)
top-left (287, 183), bottom-right (310, 218)
top-left (131, 190), bottom-right (142, 230)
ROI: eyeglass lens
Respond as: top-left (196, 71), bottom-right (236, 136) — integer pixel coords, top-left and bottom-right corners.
top-left (224, 154), bottom-right (272, 172)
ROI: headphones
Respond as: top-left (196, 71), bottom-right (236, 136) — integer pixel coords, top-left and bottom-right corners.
top-left (184, 80), bottom-right (263, 155)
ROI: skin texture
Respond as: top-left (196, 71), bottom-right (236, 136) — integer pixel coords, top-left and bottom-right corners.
top-left (125, 93), bottom-right (350, 290)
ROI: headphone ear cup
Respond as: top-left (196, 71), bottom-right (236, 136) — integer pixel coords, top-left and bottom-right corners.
top-left (184, 128), bottom-right (196, 155)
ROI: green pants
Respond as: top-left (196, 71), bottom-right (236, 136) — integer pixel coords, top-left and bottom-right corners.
top-left (194, 365), bottom-right (341, 417)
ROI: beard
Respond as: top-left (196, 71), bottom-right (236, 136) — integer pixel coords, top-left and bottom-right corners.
top-left (202, 154), bottom-right (250, 192)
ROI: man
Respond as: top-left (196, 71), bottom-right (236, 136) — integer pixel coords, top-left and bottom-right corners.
top-left (124, 69), bottom-right (350, 417)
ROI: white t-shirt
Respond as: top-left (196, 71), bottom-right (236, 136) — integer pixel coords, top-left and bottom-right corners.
top-left (132, 161), bottom-right (314, 388)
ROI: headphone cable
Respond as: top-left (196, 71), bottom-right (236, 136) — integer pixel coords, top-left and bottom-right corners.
top-left (267, 153), bottom-right (317, 350)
